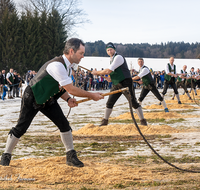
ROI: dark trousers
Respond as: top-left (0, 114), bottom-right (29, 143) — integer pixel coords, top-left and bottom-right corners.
top-left (10, 86), bottom-right (71, 138)
top-left (13, 85), bottom-right (19, 97)
top-left (162, 79), bottom-right (178, 95)
top-left (138, 84), bottom-right (163, 102)
top-left (186, 79), bottom-right (196, 90)
top-left (196, 80), bottom-right (200, 88)
top-left (176, 80), bottom-right (188, 93)
top-left (106, 78), bottom-right (140, 109)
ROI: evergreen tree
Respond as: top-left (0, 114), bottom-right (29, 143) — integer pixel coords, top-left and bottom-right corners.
top-left (45, 9), bottom-right (67, 60)
top-left (39, 11), bottom-right (49, 65)
top-left (0, 0), bottom-right (15, 22)
top-left (18, 10), bottom-right (44, 73)
top-left (0, 7), bottom-right (20, 71)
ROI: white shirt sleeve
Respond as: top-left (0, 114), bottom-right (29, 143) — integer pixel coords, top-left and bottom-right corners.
top-left (46, 62), bottom-right (72, 86)
top-left (6, 73), bottom-right (11, 79)
top-left (165, 64), bottom-right (170, 74)
top-left (138, 68), bottom-right (150, 78)
top-left (109, 55), bottom-right (124, 71)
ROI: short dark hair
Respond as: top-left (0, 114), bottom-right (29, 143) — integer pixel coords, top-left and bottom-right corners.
top-left (63, 38), bottom-right (85, 54)
top-left (138, 57), bottom-right (144, 61)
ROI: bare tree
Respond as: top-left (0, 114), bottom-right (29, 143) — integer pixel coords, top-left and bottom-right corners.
top-left (18, 0), bottom-right (89, 36)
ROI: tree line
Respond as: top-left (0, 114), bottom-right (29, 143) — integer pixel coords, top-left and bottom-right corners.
top-left (85, 41), bottom-right (200, 59)
top-left (1, 0), bottom-right (200, 76)
top-left (0, 0), bottom-right (87, 75)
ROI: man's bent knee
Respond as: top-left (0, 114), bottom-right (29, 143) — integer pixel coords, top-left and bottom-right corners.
top-left (9, 127), bottom-right (26, 138)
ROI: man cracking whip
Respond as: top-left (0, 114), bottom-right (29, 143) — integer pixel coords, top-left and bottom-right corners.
top-left (161, 57), bottom-right (181, 104)
top-left (172, 65), bottom-right (192, 100)
top-left (132, 58), bottom-right (169, 112)
top-left (92, 42), bottom-right (147, 126)
top-left (0, 38), bottom-right (104, 167)
top-left (186, 67), bottom-right (198, 95)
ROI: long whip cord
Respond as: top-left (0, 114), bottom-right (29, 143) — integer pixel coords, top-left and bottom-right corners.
top-left (127, 92), bottom-right (200, 173)
top-left (190, 79), bottom-right (200, 106)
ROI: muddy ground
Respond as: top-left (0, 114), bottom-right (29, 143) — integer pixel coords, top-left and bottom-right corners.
top-left (0, 88), bottom-right (200, 190)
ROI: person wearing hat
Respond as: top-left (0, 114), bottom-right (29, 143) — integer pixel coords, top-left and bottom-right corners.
top-left (92, 42), bottom-right (147, 126)
top-left (161, 57), bottom-right (181, 104)
top-left (132, 58), bottom-right (169, 112)
top-left (171, 65), bottom-right (192, 100)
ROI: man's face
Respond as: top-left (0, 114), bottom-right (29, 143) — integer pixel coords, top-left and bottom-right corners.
top-left (183, 65), bottom-right (187, 70)
top-left (10, 69), bottom-right (13, 73)
top-left (2, 70), bottom-right (5, 74)
top-left (106, 48), bottom-right (115, 57)
top-left (169, 57), bottom-right (174, 64)
top-left (138, 60), bottom-right (144, 68)
top-left (71, 44), bottom-right (85, 64)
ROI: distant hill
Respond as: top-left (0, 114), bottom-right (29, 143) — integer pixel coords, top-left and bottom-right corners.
top-left (85, 41), bottom-right (200, 59)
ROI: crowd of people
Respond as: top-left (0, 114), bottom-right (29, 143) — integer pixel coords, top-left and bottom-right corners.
top-left (1, 64), bottom-right (200, 101)
top-left (71, 68), bottom-right (113, 91)
top-left (0, 68), bottom-right (24, 100)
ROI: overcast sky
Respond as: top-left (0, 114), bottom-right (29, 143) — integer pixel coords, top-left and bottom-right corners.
top-left (14, 0), bottom-right (200, 45)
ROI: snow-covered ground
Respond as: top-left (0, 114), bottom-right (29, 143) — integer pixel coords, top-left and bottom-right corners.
top-left (0, 85), bottom-right (199, 132)
top-left (1, 85), bottom-right (200, 159)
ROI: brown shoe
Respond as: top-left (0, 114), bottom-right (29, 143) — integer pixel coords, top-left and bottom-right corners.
top-left (99, 119), bottom-right (108, 126)
top-left (189, 97), bottom-right (192, 100)
top-left (140, 119), bottom-right (147, 126)
top-left (171, 97), bottom-right (174, 100)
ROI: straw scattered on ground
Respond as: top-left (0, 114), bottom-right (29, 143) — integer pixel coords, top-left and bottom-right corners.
top-left (111, 111), bottom-right (198, 120)
top-left (72, 123), bottom-right (180, 136)
top-left (143, 103), bottom-right (196, 110)
top-left (1, 157), bottom-right (200, 190)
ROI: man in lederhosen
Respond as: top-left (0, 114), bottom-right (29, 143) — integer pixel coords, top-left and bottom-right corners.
top-left (132, 58), bottom-right (169, 112)
top-left (172, 65), bottom-right (192, 100)
top-left (0, 38), bottom-right (103, 167)
top-left (92, 42), bottom-right (147, 126)
top-left (186, 67), bottom-right (198, 95)
top-left (161, 57), bottom-right (181, 104)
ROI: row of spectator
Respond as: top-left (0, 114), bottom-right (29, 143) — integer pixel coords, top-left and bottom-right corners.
top-left (0, 68), bottom-right (24, 100)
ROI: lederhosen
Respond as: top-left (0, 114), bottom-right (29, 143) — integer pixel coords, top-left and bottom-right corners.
top-left (162, 63), bottom-right (178, 95)
top-left (9, 56), bottom-right (72, 138)
top-left (138, 66), bottom-right (163, 102)
top-left (176, 70), bottom-right (189, 93)
top-left (186, 71), bottom-right (196, 89)
top-left (106, 53), bottom-right (140, 109)
top-left (196, 73), bottom-right (200, 88)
